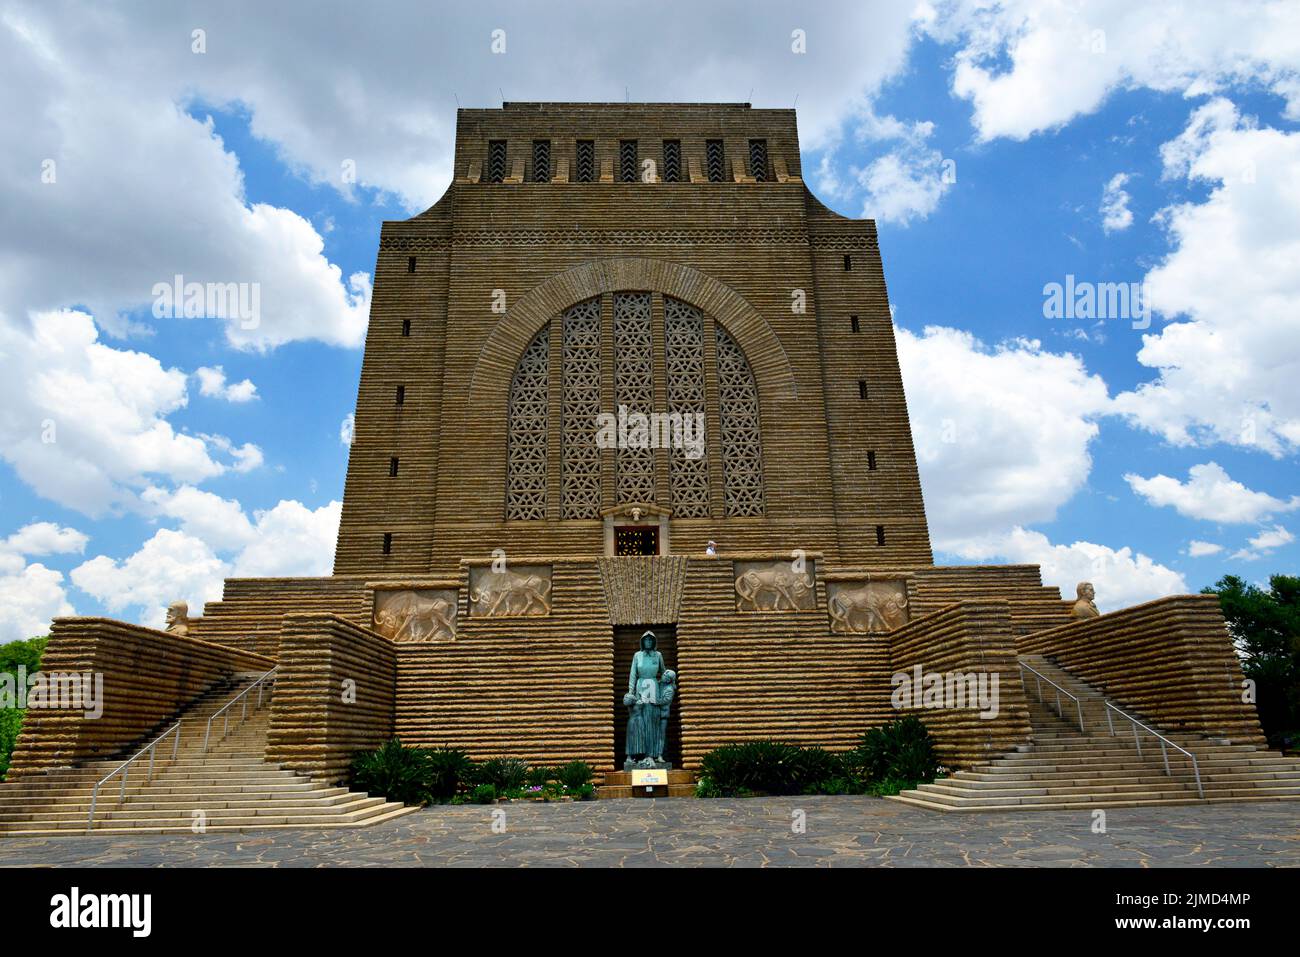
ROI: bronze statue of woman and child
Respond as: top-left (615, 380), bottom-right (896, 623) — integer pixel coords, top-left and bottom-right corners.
top-left (623, 631), bottom-right (676, 771)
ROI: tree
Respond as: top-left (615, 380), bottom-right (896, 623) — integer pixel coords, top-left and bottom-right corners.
top-left (1205, 575), bottom-right (1300, 749)
top-left (0, 635), bottom-right (48, 780)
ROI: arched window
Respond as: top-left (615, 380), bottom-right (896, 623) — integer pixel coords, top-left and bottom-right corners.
top-left (505, 292), bottom-right (765, 520)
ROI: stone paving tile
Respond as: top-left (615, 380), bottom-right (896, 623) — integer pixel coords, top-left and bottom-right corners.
top-left (0, 797), bottom-right (1297, 867)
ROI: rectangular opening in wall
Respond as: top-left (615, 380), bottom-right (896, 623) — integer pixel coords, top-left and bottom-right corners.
top-left (382, 532), bottom-right (393, 555)
top-left (389, 456), bottom-right (399, 477)
top-left (575, 140), bottom-right (595, 182)
top-left (619, 139), bottom-right (638, 182)
top-left (407, 256), bottom-right (416, 273)
top-left (531, 139), bottom-right (551, 183)
top-left (844, 254), bottom-right (853, 271)
top-left (868, 450), bottom-right (877, 470)
top-left (858, 379), bottom-right (869, 399)
top-left (705, 139), bottom-right (725, 182)
top-left (395, 385), bottom-right (405, 406)
top-left (748, 139), bottom-right (768, 182)
top-left (486, 140), bottom-right (507, 183)
top-left (875, 525), bottom-right (885, 546)
top-left (402, 319), bottom-right (411, 337)
top-left (662, 139), bottom-right (681, 182)
top-left (850, 314), bottom-right (860, 333)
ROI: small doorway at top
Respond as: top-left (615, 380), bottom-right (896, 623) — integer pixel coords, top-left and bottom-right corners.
top-left (614, 525), bottom-right (659, 556)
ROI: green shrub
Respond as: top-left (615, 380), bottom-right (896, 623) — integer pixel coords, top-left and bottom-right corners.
top-left (558, 760), bottom-right (593, 790)
top-left (349, 740), bottom-right (472, 805)
top-left (695, 721), bottom-right (940, 798)
top-left (698, 741), bottom-right (816, 796)
top-left (852, 717), bottom-right (939, 784)
top-left (425, 747), bottom-right (473, 800)
top-left (470, 754), bottom-right (530, 790)
top-left (0, 635), bottom-right (44, 783)
top-left (470, 783), bottom-right (497, 804)
top-left (350, 738), bottom-right (432, 806)
top-left (525, 765), bottom-right (554, 788)
top-left (0, 708), bottom-right (24, 781)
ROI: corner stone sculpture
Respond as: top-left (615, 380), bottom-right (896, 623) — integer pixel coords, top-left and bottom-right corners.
top-left (1071, 581), bottom-right (1101, 620)
top-left (164, 601), bottom-right (190, 636)
top-left (623, 631), bottom-right (675, 771)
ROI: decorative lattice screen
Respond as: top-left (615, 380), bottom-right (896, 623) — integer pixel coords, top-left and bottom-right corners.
top-left (561, 298), bottom-right (603, 518)
top-left (664, 297), bottom-right (711, 517)
top-left (705, 140), bottom-right (725, 182)
top-left (505, 328), bottom-right (550, 519)
top-left (715, 324), bottom-right (765, 516)
top-left (613, 292), bottom-right (656, 503)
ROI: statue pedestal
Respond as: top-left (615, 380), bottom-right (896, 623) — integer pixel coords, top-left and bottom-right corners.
top-left (624, 757), bottom-right (672, 772)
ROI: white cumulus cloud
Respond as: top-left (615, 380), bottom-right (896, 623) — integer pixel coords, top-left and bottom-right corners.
top-left (1100, 172), bottom-right (1134, 233)
top-left (195, 366), bottom-right (258, 403)
top-left (1125, 461), bottom-right (1300, 523)
top-left (1113, 99), bottom-right (1300, 455)
top-left (947, 526), bottom-right (1188, 613)
top-left (897, 325), bottom-right (1111, 554)
top-left (71, 495), bottom-right (341, 628)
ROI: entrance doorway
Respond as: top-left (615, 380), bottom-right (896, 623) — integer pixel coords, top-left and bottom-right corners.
top-left (614, 525), bottom-right (659, 556)
top-left (613, 624), bottom-right (681, 769)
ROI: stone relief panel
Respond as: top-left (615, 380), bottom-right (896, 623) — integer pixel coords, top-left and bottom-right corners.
top-left (372, 589), bottom-right (458, 642)
top-left (468, 565), bottom-right (552, 617)
top-left (733, 559), bottom-right (817, 612)
top-left (826, 580), bottom-right (910, 633)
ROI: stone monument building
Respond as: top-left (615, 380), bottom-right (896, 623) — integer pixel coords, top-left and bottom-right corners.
top-left (5, 104), bottom-right (1292, 829)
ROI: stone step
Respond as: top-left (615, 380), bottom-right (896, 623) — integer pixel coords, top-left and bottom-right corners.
top-left (596, 784), bottom-right (697, 799)
top-left (0, 805), bottom-right (420, 838)
top-left (0, 788), bottom-right (354, 814)
top-left (887, 792), bottom-right (1300, 813)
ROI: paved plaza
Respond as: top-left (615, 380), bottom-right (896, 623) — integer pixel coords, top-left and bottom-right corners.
top-left (1, 797), bottom-right (1297, 867)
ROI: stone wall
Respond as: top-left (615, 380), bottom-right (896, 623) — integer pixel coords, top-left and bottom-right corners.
top-left (7, 618), bottom-right (272, 776)
top-left (675, 556), bottom-right (894, 768)
top-left (334, 102), bottom-right (933, 577)
top-left (394, 559), bottom-right (614, 770)
top-left (192, 576), bottom-right (372, 658)
top-left (887, 601), bottom-right (1033, 769)
top-left (264, 614), bottom-right (398, 784)
top-left (1018, 595), bottom-right (1265, 743)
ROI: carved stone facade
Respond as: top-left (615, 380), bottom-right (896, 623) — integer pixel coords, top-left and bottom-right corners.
top-left (826, 579), bottom-right (910, 633)
top-left (733, 559), bottom-right (817, 612)
top-left (467, 565), bottom-right (553, 617)
top-left (500, 289), bottom-right (768, 528)
top-left (372, 588), bottom-right (457, 642)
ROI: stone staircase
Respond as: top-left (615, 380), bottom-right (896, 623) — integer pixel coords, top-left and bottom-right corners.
top-left (892, 655), bottom-right (1300, 812)
top-left (0, 672), bottom-right (417, 836)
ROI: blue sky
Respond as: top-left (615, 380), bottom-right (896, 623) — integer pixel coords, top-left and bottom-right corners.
top-left (2, 1), bottom-right (1298, 639)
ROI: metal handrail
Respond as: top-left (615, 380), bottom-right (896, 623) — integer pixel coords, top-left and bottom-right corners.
top-left (1018, 661), bottom-right (1085, 732)
top-left (1104, 702), bottom-right (1204, 799)
top-left (203, 666), bottom-right (278, 751)
top-left (86, 720), bottom-right (182, 831)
